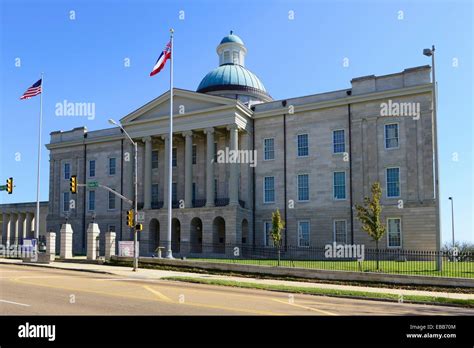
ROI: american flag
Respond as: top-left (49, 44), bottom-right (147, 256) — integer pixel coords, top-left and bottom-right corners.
top-left (20, 79), bottom-right (42, 100)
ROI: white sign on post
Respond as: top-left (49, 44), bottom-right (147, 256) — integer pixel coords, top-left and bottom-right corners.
top-left (136, 212), bottom-right (145, 223)
top-left (118, 241), bottom-right (139, 257)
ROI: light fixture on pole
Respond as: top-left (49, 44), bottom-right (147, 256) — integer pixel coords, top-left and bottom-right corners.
top-left (423, 45), bottom-right (442, 271)
top-left (448, 197), bottom-right (455, 247)
top-left (109, 118), bottom-right (139, 271)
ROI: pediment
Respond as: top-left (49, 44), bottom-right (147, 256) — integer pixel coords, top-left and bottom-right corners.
top-left (120, 88), bottom-right (238, 124)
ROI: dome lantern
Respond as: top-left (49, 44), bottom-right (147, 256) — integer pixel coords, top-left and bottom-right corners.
top-left (197, 32), bottom-right (272, 104)
top-left (217, 30), bottom-right (246, 66)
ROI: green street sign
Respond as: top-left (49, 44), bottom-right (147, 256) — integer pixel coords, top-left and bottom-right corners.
top-left (88, 181), bottom-right (99, 188)
top-left (0, 185), bottom-right (6, 191)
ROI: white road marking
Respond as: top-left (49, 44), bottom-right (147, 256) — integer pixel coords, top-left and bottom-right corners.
top-left (0, 299), bottom-right (31, 307)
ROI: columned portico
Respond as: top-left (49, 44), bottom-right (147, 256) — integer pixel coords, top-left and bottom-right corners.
top-left (205, 127), bottom-right (215, 207)
top-left (183, 131), bottom-right (193, 208)
top-left (143, 136), bottom-right (152, 210)
top-left (228, 124), bottom-right (239, 205)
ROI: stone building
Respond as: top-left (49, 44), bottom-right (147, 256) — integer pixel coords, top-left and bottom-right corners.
top-left (44, 32), bottom-right (437, 255)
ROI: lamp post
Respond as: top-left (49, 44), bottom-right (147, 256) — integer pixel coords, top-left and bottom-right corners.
top-left (448, 197), bottom-right (455, 247)
top-left (109, 119), bottom-right (139, 271)
top-left (423, 45), bottom-right (442, 270)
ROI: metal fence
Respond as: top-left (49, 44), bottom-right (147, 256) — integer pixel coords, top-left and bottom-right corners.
top-left (133, 240), bottom-right (473, 279)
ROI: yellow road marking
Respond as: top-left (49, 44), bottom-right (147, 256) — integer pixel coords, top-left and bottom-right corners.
top-left (272, 298), bottom-right (338, 316)
top-left (143, 285), bottom-right (173, 303)
top-left (8, 276), bottom-right (282, 315)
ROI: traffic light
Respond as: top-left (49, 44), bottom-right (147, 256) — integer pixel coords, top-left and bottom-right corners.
top-left (126, 209), bottom-right (134, 227)
top-left (6, 177), bottom-right (13, 194)
top-left (70, 175), bottom-right (77, 194)
top-left (135, 223), bottom-right (143, 232)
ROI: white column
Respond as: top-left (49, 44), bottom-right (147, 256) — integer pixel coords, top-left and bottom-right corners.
top-left (105, 231), bottom-right (116, 260)
top-left (87, 222), bottom-right (100, 260)
top-left (205, 128), bottom-right (215, 207)
top-left (46, 231), bottom-right (56, 261)
top-left (60, 223), bottom-right (73, 259)
top-left (228, 125), bottom-right (239, 205)
top-left (19, 213), bottom-right (26, 239)
top-left (2, 214), bottom-right (10, 246)
top-left (143, 136), bottom-right (152, 210)
top-left (25, 213), bottom-right (33, 238)
top-left (10, 213), bottom-right (18, 245)
top-left (162, 134), bottom-right (170, 209)
top-left (183, 131), bottom-right (193, 208)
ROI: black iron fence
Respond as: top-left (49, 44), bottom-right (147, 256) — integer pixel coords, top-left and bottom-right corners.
top-left (131, 240), bottom-right (473, 279)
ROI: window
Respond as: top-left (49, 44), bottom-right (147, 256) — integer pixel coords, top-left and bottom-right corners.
top-left (223, 50), bottom-right (230, 63)
top-left (89, 160), bottom-right (96, 177)
top-left (108, 190), bottom-right (116, 210)
top-left (387, 218), bottom-right (402, 248)
top-left (64, 163), bottom-right (70, 180)
top-left (214, 142), bottom-right (218, 162)
top-left (214, 179), bottom-right (218, 199)
top-left (334, 220), bottom-right (347, 244)
top-left (172, 148), bottom-right (177, 167)
top-left (63, 192), bottom-right (70, 212)
top-left (264, 176), bottom-right (275, 203)
top-left (333, 130), bottom-right (345, 153)
top-left (109, 158), bottom-right (116, 175)
top-left (264, 221), bottom-right (273, 246)
top-left (297, 134), bottom-right (309, 157)
top-left (264, 138), bottom-right (275, 160)
top-left (386, 168), bottom-right (400, 197)
top-left (172, 183), bottom-right (177, 202)
top-left (152, 184), bottom-right (159, 205)
top-left (88, 191), bottom-right (95, 211)
top-left (297, 174), bottom-right (309, 201)
top-left (232, 51), bottom-right (239, 64)
top-left (333, 171), bottom-right (346, 200)
top-left (152, 150), bottom-right (159, 169)
top-left (298, 221), bottom-right (310, 247)
top-left (192, 183), bottom-right (196, 202)
top-left (385, 124), bottom-right (399, 149)
top-left (192, 145), bottom-right (197, 164)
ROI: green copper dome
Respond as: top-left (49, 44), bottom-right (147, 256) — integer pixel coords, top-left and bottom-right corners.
top-left (220, 32), bottom-right (244, 45)
top-left (197, 64), bottom-right (267, 93)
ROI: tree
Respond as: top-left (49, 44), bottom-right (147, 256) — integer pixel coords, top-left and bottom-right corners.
top-left (271, 209), bottom-right (285, 266)
top-left (355, 181), bottom-right (386, 271)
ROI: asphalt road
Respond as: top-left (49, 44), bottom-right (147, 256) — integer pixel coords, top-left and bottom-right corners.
top-left (1, 264), bottom-right (473, 315)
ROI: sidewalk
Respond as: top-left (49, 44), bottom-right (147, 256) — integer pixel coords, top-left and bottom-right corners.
top-left (1, 257), bottom-right (473, 300)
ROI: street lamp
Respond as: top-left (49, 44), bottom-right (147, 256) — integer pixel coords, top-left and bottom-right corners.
top-left (109, 118), bottom-right (139, 271)
top-left (448, 197), bottom-right (455, 247)
top-left (423, 45), bottom-right (442, 270)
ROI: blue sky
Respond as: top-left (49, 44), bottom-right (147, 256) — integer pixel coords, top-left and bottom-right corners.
top-left (0, 0), bottom-right (472, 243)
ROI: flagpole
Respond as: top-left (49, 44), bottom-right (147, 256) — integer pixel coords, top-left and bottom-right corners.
top-left (35, 72), bottom-right (44, 241)
top-left (166, 29), bottom-right (174, 259)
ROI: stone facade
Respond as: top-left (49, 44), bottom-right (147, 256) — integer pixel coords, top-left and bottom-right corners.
top-left (43, 65), bottom-right (437, 256)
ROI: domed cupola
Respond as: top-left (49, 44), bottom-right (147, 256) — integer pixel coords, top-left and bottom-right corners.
top-left (197, 31), bottom-right (272, 104)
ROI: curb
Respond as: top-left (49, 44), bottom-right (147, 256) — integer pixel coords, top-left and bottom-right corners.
top-left (0, 260), bottom-right (114, 276)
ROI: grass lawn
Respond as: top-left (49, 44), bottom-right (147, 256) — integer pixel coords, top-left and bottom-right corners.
top-left (162, 276), bottom-right (474, 308)
top-left (188, 258), bottom-right (474, 278)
